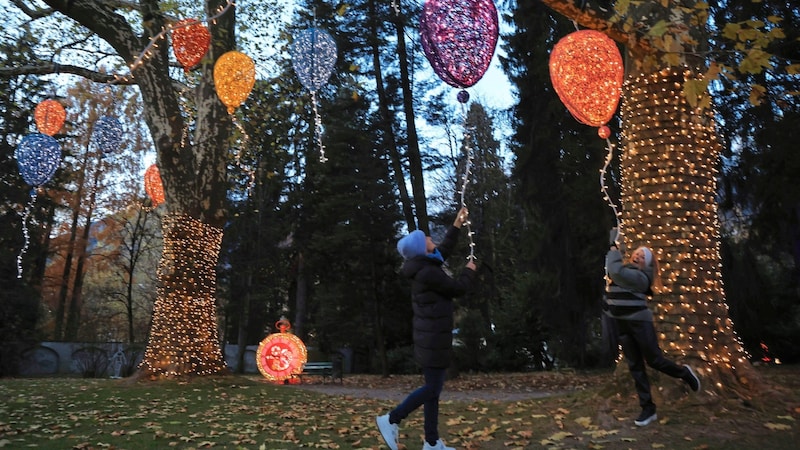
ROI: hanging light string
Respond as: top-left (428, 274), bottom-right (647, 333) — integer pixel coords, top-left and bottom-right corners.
top-left (113, 0), bottom-right (235, 84)
top-left (17, 190), bottom-right (38, 279)
top-left (600, 137), bottom-right (622, 241)
top-left (311, 91), bottom-right (327, 163)
top-left (457, 100), bottom-right (476, 261)
top-left (230, 115), bottom-right (256, 193)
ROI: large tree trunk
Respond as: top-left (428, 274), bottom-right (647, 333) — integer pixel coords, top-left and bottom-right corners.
top-left (138, 214), bottom-right (228, 377)
top-left (619, 67), bottom-right (760, 397)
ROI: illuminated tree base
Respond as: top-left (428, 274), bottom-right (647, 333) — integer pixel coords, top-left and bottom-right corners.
top-left (138, 214), bottom-right (228, 377)
top-left (619, 67), bottom-right (758, 396)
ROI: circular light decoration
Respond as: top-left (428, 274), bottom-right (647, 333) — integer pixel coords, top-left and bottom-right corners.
top-left (213, 51), bottom-right (255, 114)
top-left (290, 27), bottom-right (337, 94)
top-left (91, 116), bottom-right (124, 154)
top-left (34, 100), bottom-right (66, 136)
top-left (256, 320), bottom-right (308, 382)
top-left (549, 30), bottom-right (623, 137)
top-left (15, 133), bottom-right (62, 187)
top-left (144, 164), bottom-right (165, 207)
top-left (171, 18), bottom-right (211, 72)
top-left (419, 0), bottom-right (499, 90)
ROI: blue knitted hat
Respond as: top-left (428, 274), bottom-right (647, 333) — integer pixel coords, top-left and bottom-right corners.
top-left (397, 230), bottom-right (427, 260)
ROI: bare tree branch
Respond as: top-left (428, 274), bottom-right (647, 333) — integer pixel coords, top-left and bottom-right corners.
top-left (0, 62), bottom-right (134, 85)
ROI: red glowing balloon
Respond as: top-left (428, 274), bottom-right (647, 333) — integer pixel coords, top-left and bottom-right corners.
top-left (144, 164), bottom-right (165, 207)
top-left (172, 19), bottom-right (211, 71)
top-left (34, 100), bottom-right (66, 136)
top-left (256, 332), bottom-right (308, 382)
top-left (549, 30), bottom-right (623, 129)
top-left (419, 0), bottom-right (499, 89)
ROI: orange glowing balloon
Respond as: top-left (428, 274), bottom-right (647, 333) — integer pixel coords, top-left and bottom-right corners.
top-left (213, 51), bottom-right (255, 114)
top-left (549, 30), bottom-right (623, 131)
top-left (144, 164), bottom-right (165, 206)
top-left (34, 100), bottom-right (66, 136)
top-left (172, 19), bottom-right (211, 71)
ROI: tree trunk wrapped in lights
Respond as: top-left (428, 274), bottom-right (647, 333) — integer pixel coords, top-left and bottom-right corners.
top-left (139, 214), bottom-right (228, 377)
top-left (619, 67), bottom-right (755, 394)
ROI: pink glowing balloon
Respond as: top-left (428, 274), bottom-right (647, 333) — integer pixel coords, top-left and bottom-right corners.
top-left (419, 0), bottom-right (499, 89)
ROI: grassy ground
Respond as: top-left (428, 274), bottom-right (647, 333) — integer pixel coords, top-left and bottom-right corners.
top-left (0, 365), bottom-right (797, 449)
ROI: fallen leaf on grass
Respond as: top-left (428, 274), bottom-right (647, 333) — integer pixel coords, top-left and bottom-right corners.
top-left (574, 416), bottom-right (593, 428)
top-left (764, 422), bottom-right (792, 430)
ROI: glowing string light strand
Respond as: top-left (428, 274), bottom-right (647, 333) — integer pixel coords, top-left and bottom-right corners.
top-left (457, 100), bottom-right (476, 261)
top-left (599, 137), bottom-right (622, 239)
top-left (16, 191), bottom-right (37, 279)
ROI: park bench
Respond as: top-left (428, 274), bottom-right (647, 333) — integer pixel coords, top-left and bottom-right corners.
top-left (300, 351), bottom-right (343, 384)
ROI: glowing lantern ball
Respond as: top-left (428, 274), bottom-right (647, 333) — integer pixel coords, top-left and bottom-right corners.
top-left (214, 51), bottom-right (255, 114)
top-left (34, 100), bottom-right (67, 136)
top-left (256, 319), bottom-right (308, 382)
top-left (290, 27), bottom-right (337, 93)
top-left (172, 18), bottom-right (211, 71)
top-left (419, 0), bottom-right (499, 100)
top-left (91, 116), bottom-right (124, 154)
top-left (15, 133), bottom-right (62, 187)
top-left (144, 164), bottom-right (165, 206)
top-left (549, 30), bottom-right (623, 138)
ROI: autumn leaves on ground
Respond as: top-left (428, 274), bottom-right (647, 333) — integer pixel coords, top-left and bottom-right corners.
top-left (0, 366), bottom-right (797, 449)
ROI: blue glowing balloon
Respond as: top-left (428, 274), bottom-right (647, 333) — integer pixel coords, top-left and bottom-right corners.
top-left (290, 27), bottom-right (337, 93)
top-left (91, 116), bottom-right (123, 154)
top-left (15, 133), bottom-right (62, 186)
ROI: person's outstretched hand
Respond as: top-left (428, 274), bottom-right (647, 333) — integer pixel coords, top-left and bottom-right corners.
top-left (466, 259), bottom-right (476, 271)
top-left (454, 207), bottom-right (469, 228)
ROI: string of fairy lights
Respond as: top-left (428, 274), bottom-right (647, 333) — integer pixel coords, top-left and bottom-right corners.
top-left (457, 94), bottom-right (477, 261)
top-left (620, 67), bottom-right (750, 384)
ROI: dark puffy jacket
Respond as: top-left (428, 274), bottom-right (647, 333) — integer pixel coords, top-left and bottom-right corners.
top-left (400, 226), bottom-right (477, 368)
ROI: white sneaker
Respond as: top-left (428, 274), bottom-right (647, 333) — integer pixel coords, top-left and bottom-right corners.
top-left (376, 414), bottom-right (399, 450)
top-left (422, 439), bottom-right (455, 450)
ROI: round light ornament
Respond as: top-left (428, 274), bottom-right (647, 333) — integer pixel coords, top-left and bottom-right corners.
top-left (91, 116), bottom-right (124, 155)
top-left (549, 30), bottom-right (623, 135)
top-left (419, 0), bottom-right (499, 89)
top-left (256, 319), bottom-right (308, 382)
top-left (214, 51), bottom-right (256, 114)
top-left (34, 100), bottom-right (66, 136)
top-left (290, 27), bottom-right (337, 93)
top-left (172, 18), bottom-right (211, 72)
top-left (16, 133), bottom-right (62, 187)
top-left (144, 164), bottom-right (165, 207)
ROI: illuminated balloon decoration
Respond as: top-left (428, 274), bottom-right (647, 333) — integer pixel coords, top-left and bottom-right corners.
top-left (171, 18), bottom-right (211, 72)
top-left (549, 29), bottom-right (624, 234)
top-left (15, 133), bottom-right (62, 278)
top-left (34, 100), bottom-right (66, 136)
top-left (16, 133), bottom-right (62, 187)
top-left (91, 116), bottom-right (124, 155)
top-left (548, 29), bottom-right (623, 138)
top-left (419, 0), bottom-right (498, 260)
top-left (419, 0), bottom-right (499, 100)
top-left (291, 27), bottom-right (337, 163)
top-left (213, 51), bottom-right (256, 114)
top-left (144, 164), bottom-right (165, 207)
top-left (256, 318), bottom-right (308, 383)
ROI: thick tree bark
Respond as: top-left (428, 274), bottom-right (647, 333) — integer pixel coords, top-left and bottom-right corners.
top-left (620, 67), bottom-right (758, 397)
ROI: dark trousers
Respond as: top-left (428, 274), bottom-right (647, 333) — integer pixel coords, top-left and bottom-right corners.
top-left (616, 319), bottom-right (688, 411)
top-left (389, 367), bottom-right (446, 445)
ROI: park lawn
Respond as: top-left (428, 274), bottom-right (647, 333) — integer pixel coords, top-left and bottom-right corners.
top-left (0, 365), bottom-right (797, 449)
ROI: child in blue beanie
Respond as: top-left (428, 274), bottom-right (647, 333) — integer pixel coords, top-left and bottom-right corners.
top-left (378, 207), bottom-right (477, 450)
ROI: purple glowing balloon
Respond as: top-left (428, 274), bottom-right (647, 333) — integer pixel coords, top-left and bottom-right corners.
top-left (420, 0), bottom-right (499, 89)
